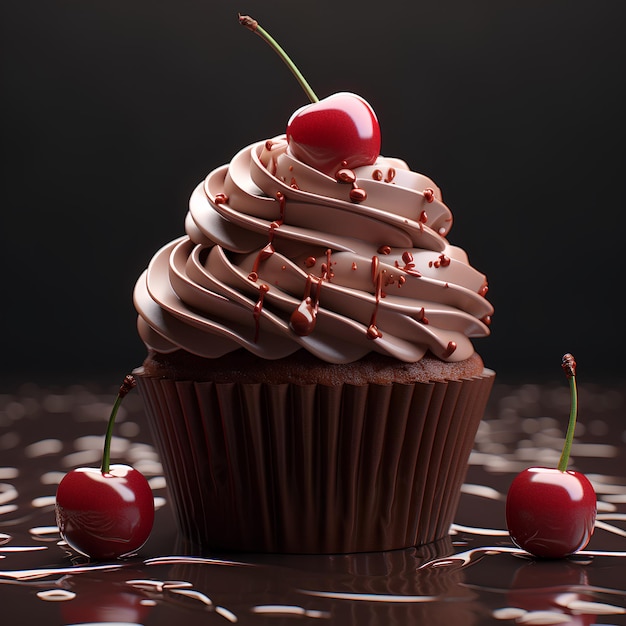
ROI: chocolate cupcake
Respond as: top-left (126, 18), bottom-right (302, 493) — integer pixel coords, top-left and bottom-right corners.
top-left (133, 96), bottom-right (494, 553)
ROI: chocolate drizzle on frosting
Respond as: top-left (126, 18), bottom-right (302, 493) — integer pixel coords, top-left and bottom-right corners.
top-left (290, 249), bottom-right (334, 337)
top-left (396, 251), bottom-right (422, 278)
top-left (367, 256), bottom-right (384, 340)
top-left (289, 275), bottom-right (318, 336)
top-left (253, 283), bottom-right (269, 342)
top-left (336, 166), bottom-right (368, 203)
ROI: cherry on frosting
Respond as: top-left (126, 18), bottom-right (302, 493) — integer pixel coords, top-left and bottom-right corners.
top-left (286, 92), bottom-right (381, 177)
top-left (239, 14), bottom-right (381, 177)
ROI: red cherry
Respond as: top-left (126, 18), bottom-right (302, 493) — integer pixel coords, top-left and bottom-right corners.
top-left (55, 375), bottom-right (155, 560)
top-left (286, 92), bottom-right (381, 176)
top-left (506, 467), bottom-right (596, 559)
top-left (505, 354), bottom-right (597, 559)
top-left (238, 16), bottom-right (381, 177)
top-left (56, 464), bottom-right (154, 561)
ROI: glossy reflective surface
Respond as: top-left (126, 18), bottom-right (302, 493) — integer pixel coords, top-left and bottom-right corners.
top-left (1, 381), bottom-right (625, 625)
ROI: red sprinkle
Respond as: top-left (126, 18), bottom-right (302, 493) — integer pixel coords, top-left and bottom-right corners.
top-left (336, 168), bottom-right (356, 184)
top-left (366, 324), bottom-right (382, 340)
top-left (442, 341), bottom-right (457, 358)
top-left (349, 187), bottom-right (367, 203)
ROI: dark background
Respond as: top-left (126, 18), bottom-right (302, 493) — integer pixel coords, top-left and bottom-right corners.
top-left (2, 0), bottom-right (625, 388)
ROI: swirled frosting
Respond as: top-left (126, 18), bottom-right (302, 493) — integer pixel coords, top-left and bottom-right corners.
top-left (134, 136), bottom-right (492, 364)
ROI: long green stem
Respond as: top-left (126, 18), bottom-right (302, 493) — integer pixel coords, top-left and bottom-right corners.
top-left (101, 375), bottom-right (136, 474)
top-left (558, 354), bottom-right (578, 472)
top-left (239, 14), bottom-right (319, 103)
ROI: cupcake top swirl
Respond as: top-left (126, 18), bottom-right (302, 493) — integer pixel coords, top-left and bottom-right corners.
top-left (134, 135), bottom-right (493, 364)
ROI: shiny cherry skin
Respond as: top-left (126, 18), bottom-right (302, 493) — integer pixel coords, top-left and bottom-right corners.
top-left (55, 463), bottom-right (154, 560)
top-left (506, 467), bottom-right (596, 559)
top-left (286, 92), bottom-right (381, 177)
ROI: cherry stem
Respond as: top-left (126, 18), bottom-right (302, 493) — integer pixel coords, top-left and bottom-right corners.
top-left (101, 375), bottom-right (136, 474)
top-left (557, 353), bottom-right (578, 472)
top-left (239, 14), bottom-right (319, 104)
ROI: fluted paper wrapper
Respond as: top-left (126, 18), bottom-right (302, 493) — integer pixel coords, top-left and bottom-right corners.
top-left (135, 368), bottom-right (495, 553)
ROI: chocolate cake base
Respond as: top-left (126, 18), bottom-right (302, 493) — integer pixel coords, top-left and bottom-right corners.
top-left (139, 348), bottom-right (487, 385)
top-left (134, 349), bottom-right (495, 553)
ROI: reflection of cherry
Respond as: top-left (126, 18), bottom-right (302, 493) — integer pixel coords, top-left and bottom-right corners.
top-left (239, 14), bottom-right (381, 177)
top-left (59, 568), bottom-right (153, 625)
top-left (507, 559), bottom-right (596, 626)
top-left (506, 354), bottom-right (597, 558)
top-left (55, 375), bottom-right (154, 560)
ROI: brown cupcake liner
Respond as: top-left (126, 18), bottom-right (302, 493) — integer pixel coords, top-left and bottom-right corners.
top-left (134, 367), bottom-right (495, 554)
